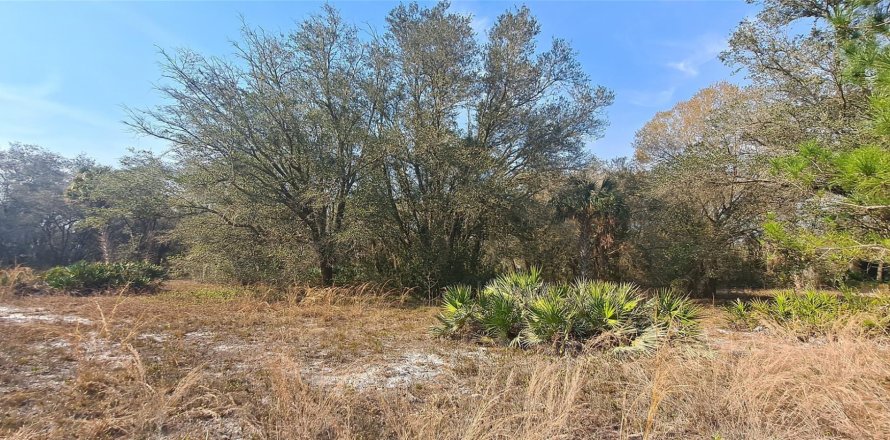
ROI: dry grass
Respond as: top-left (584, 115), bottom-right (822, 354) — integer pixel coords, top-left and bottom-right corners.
top-left (1, 283), bottom-right (889, 439)
top-left (0, 266), bottom-right (37, 299)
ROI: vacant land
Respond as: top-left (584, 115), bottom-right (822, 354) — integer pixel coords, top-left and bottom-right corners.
top-left (1, 283), bottom-right (889, 439)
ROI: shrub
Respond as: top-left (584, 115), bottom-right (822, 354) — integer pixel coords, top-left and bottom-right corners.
top-left (432, 285), bottom-right (474, 336)
top-left (725, 299), bottom-right (758, 330)
top-left (724, 290), bottom-right (890, 337)
top-left (432, 270), bottom-right (701, 354)
top-left (44, 261), bottom-right (167, 293)
top-left (651, 287), bottom-right (702, 338)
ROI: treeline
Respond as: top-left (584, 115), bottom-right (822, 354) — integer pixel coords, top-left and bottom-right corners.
top-left (1, 0), bottom-right (888, 294)
top-left (0, 145), bottom-right (174, 267)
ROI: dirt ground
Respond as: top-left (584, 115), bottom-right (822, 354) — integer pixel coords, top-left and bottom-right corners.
top-left (2, 282), bottom-right (889, 439)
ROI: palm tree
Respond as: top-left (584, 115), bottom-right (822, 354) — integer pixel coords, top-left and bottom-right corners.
top-left (552, 175), bottom-right (627, 280)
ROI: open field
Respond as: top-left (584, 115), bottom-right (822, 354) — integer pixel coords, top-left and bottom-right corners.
top-left (1, 282), bottom-right (889, 439)
top-left (3, 0), bottom-right (890, 438)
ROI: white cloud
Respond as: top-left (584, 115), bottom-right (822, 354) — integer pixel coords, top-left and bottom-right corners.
top-left (0, 75), bottom-right (171, 163)
top-left (664, 35), bottom-right (727, 78)
top-left (666, 60), bottom-right (699, 76)
top-left (622, 35), bottom-right (727, 110)
top-left (0, 76), bottom-right (116, 130)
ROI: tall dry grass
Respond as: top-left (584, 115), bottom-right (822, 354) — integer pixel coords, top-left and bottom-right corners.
top-left (243, 337), bottom-right (890, 439)
top-left (0, 266), bottom-right (36, 299)
top-left (3, 288), bottom-right (890, 439)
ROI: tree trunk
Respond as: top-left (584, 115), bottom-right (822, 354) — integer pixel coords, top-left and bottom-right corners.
top-left (578, 218), bottom-right (592, 279)
top-left (320, 258), bottom-right (335, 286)
top-left (696, 276), bottom-right (717, 297)
top-left (99, 226), bottom-right (112, 263)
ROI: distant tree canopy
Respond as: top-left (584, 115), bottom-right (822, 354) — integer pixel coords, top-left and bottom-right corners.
top-left (630, 83), bottom-right (784, 292)
top-left (67, 151), bottom-right (176, 265)
top-left (0, 145), bottom-right (176, 269)
top-left (0, 144), bottom-right (94, 267)
top-left (2, 0), bottom-right (888, 294)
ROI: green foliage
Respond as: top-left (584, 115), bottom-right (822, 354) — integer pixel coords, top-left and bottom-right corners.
top-left (651, 288), bottom-right (702, 338)
top-left (522, 289), bottom-right (573, 346)
top-left (570, 281), bottom-right (644, 338)
top-left (763, 1), bottom-right (890, 286)
top-left (431, 285), bottom-right (475, 337)
top-left (768, 136), bottom-right (890, 282)
top-left (551, 175), bottom-right (628, 280)
top-left (44, 261), bottom-right (166, 292)
top-left (725, 290), bottom-right (890, 337)
top-left (0, 143), bottom-right (95, 267)
top-left (836, 146), bottom-right (890, 205)
top-left (433, 270), bottom-right (701, 353)
top-left (10, 0), bottom-right (890, 297)
top-left (66, 151), bottom-right (176, 264)
top-left (484, 268), bottom-right (544, 295)
top-left (725, 299), bottom-right (758, 330)
top-left (768, 290), bottom-right (841, 332)
top-left (630, 83), bottom-right (774, 294)
top-left (477, 289), bottom-right (524, 343)
top-left (773, 142), bottom-right (890, 206)
top-left (771, 141), bottom-right (833, 187)
top-left (130, 3), bottom-right (613, 289)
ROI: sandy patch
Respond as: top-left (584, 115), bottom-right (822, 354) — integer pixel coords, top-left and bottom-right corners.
top-left (0, 305), bottom-right (92, 325)
top-left (307, 351), bottom-right (448, 389)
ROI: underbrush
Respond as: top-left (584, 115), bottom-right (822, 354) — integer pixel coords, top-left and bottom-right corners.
top-left (43, 261), bottom-right (167, 294)
top-left (0, 266), bottom-right (39, 298)
top-left (725, 290), bottom-right (890, 338)
top-left (162, 280), bottom-right (415, 308)
top-left (432, 269), bottom-right (700, 353)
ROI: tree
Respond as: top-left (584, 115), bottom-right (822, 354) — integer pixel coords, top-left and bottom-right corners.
top-left (129, 2), bottom-right (612, 288)
top-left (0, 143), bottom-right (94, 266)
top-left (631, 83), bottom-right (784, 293)
top-left (130, 6), bottom-right (383, 285)
top-left (552, 174), bottom-right (627, 280)
top-left (721, 0), bottom-right (870, 154)
top-left (67, 151), bottom-right (176, 264)
top-left (766, 0), bottom-right (890, 285)
top-left (358, 3), bottom-right (613, 288)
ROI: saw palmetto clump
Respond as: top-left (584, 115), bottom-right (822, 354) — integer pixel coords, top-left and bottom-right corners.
top-left (432, 270), bottom-right (701, 354)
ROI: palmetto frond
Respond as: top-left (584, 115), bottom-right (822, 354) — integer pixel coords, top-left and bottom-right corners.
top-left (726, 290), bottom-right (864, 337)
top-left (725, 298), bottom-right (757, 330)
top-left (484, 267), bottom-right (545, 302)
top-left (431, 271), bottom-right (703, 353)
top-left (521, 293), bottom-right (573, 346)
top-left (571, 280), bottom-right (644, 338)
top-left (651, 288), bottom-right (701, 339)
top-left (613, 325), bottom-right (664, 356)
top-left (477, 289), bottom-right (522, 343)
top-left (431, 284), bottom-right (474, 336)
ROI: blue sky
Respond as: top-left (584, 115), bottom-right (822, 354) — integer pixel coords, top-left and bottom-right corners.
top-left (0, 1), bottom-right (755, 164)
